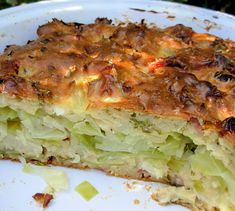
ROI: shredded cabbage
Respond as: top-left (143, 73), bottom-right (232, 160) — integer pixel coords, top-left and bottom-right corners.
top-left (158, 133), bottom-right (191, 158)
top-left (0, 122), bottom-right (7, 141)
top-left (22, 164), bottom-right (69, 192)
top-left (191, 152), bottom-right (235, 200)
top-left (19, 111), bottom-right (66, 141)
top-left (73, 117), bottom-right (103, 136)
top-left (0, 107), bottom-right (17, 121)
top-left (0, 103), bottom-right (234, 210)
top-left (140, 158), bottom-right (168, 178)
top-left (75, 181), bottom-right (98, 201)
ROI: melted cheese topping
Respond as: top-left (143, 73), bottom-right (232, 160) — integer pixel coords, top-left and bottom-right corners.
top-left (0, 18), bottom-right (234, 138)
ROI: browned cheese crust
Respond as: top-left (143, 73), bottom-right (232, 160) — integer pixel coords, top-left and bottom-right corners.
top-left (0, 18), bottom-right (234, 141)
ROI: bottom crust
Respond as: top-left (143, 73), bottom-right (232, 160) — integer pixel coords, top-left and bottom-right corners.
top-left (1, 156), bottom-right (214, 211)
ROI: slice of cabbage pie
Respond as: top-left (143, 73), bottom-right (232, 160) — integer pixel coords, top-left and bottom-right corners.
top-left (0, 18), bottom-right (234, 210)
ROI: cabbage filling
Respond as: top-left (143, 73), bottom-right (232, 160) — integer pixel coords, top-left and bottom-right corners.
top-left (0, 98), bottom-right (234, 210)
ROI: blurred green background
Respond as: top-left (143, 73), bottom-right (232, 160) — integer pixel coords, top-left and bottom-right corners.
top-left (0, 0), bottom-right (234, 15)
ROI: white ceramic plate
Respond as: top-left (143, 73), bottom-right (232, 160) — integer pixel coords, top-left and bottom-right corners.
top-left (0, 1), bottom-right (234, 210)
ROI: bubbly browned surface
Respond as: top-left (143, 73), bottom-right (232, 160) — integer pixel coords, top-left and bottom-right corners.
top-left (0, 18), bottom-right (234, 137)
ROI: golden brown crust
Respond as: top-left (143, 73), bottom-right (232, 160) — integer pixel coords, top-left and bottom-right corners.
top-left (0, 18), bottom-right (234, 139)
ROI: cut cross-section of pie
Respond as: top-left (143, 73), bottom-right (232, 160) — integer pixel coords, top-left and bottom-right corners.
top-left (0, 18), bottom-right (234, 210)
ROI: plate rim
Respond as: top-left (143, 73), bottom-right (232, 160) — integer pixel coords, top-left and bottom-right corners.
top-left (0, 0), bottom-right (234, 21)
